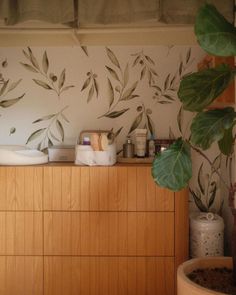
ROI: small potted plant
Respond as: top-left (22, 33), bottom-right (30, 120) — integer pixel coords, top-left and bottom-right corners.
top-left (152, 4), bottom-right (236, 295)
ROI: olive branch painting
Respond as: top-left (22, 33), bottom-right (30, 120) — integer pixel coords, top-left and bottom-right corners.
top-left (21, 47), bottom-right (74, 99)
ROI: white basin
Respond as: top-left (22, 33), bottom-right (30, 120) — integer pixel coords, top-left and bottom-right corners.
top-left (0, 145), bottom-right (48, 165)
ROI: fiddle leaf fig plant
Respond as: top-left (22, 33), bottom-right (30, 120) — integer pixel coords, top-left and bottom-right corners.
top-left (152, 3), bottom-right (236, 283)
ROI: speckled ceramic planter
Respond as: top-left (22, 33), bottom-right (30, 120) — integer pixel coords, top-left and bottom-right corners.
top-left (190, 213), bottom-right (224, 258)
top-left (177, 257), bottom-right (232, 295)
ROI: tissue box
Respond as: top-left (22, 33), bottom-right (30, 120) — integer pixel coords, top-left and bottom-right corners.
top-left (48, 145), bottom-right (75, 162)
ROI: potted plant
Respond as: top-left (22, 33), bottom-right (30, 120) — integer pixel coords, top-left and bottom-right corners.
top-left (152, 3), bottom-right (236, 295)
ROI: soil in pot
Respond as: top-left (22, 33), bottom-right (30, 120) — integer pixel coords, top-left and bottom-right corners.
top-left (188, 267), bottom-right (236, 294)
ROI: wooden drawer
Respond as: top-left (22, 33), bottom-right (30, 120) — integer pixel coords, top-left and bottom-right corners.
top-left (0, 212), bottom-right (43, 255)
top-left (0, 167), bottom-right (43, 211)
top-left (44, 211), bottom-right (174, 256)
top-left (43, 166), bottom-right (174, 211)
top-left (44, 256), bottom-right (174, 295)
top-left (0, 256), bottom-right (43, 295)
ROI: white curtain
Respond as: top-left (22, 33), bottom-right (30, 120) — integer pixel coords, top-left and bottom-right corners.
top-left (0, 0), bottom-right (75, 25)
top-left (0, 0), bottom-right (234, 26)
top-left (78, 0), bottom-right (161, 25)
top-left (161, 0), bottom-right (234, 24)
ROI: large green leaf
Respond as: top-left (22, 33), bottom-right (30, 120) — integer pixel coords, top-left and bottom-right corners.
top-left (195, 4), bottom-right (236, 56)
top-left (152, 138), bottom-right (192, 191)
top-left (218, 125), bottom-right (234, 156)
top-left (178, 64), bottom-right (234, 111)
top-left (190, 107), bottom-right (236, 150)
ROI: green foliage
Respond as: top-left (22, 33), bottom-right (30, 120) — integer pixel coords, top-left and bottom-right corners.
top-left (190, 107), bottom-right (236, 151)
top-left (195, 4), bottom-right (236, 57)
top-left (152, 138), bottom-right (192, 191)
top-left (178, 64), bottom-right (234, 111)
top-left (152, 4), bottom-right (236, 193)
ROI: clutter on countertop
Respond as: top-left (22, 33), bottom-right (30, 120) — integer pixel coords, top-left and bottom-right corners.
top-left (0, 145), bottom-right (48, 165)
top-left (75, 130), bottom-right (116, 166)
top-left (123, 136), bottom-right (134, 158)
top-left (48, 145), bottom-right (75, 162)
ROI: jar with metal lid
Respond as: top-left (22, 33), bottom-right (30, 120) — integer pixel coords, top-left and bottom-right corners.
top-left (123, 137), bottom-right (134, 158)
top-left (190, 212), bottom-right (224, 258)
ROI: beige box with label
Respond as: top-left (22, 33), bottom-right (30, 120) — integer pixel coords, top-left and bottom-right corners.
top-left (48, 146), bottom-right (75, 162)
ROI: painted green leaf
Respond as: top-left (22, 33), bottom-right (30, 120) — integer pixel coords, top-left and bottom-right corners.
top-left (56, 119), bottom-right (64, 141)
top-left (7, 79), bottom-right (22, 93)
top-left (120, 81), bottom-right (138, 101)
top-left (0, 93), bottom-right (25, 108)
top-left (132, 56), bottom-right (140, 67)
top-left (152, 138), bottom-right (192, 191)
top-left (191, 107), bottom-right (236, 150)
top-left (164, 74), bottom-right (170, 91)
top-left (20, 62), bottom-right (39, 73)
top-left (212, 155), bottom-right (221, 172)
top-left (107, 78), bottom-right (114, 107)
top-left (186, 48), bottom-right (191, 63)
top-left (178, 64), bottom-right (234, 111)
top-left (87, 85), bottom-right (95, 103)
top-left (128, 112), bottom-right (143, 134)
top-left (33, 114), bottom-right (55, 123)
top-left (94, 79), bottom-right (99, 97)
top-left (81, 46), bottom-right (89, 56)
top-left (22, 49), bottom-right (30, 60)
top-left (152, 85), bottom-right (161, 92)
top-left (106, 47), bottom-right (120, 68)
top-left (114, 127), bottom-right (123, 138)
top-left (28, 47), bottom-right (40, 70)
top-left (218, 125), bottom-right (234, 156)
top-left (208, 181), bottom-right (217, 209)
top-left (189, 188), bottom-right (208, 212)
top-left (179, 61), bottom-right (183, 76)
top-left (42, 51), bottom-right (49, 74)
top-left (61, 113), bottom-right (70, 123)
top-left (0, 80), bottom-right (9, 96)
top-left (197, 163), bottom-right (205, 195)
top-left (150, 68), bottom-right (158, 77)
top-left (195, 4), bottom-right (236, 56)
top-left (140, 67), bottom-right (146, 80)
top-left (177, 106), bottom-right (183, 134)
top-left (145, 55), bottom-right (155, 65)
top-left (123, 64), bottom-right (129, 87)
top-left (147, 114), bottom-right (154, 136)
top-left (26, 128), bottom-right (46, 144)
top-left (105, 66), bottom-right (120, 82)
top-left (33, 79), bottom-right (52, 90)
top-left (58, 69), bottom-right (65, 90)
top-left (61, 85), bottom-right (74, 93)
top-left (48, 138), bottom-right (53, 147)
top-left (49, 130), bottom-right (60, 142)
top-left (162, 94), bottom-right (175, 101)
top-left (81, 76), bottom-right (91, 91)
top-left (105, 108), bottom-right (129, 118)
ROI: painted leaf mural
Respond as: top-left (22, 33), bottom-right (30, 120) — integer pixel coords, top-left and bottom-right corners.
top-left (131, 50), bottom-right (158, 84)
top-left (99, 47), bottom-right (139, 120)
top-left (0, 60), bottom-right (24, 112)
top-left (26, 106), bottom-right (69, 151)
top-left (151, 48), bottom-right (194, 104)
top-left (21, 47), bottom-right (74, 98)
top-left (81, 70), bottom-right (99, 102)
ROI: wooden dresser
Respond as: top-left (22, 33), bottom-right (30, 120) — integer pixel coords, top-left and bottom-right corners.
top-left (0, 164), bottom-right (188, 295)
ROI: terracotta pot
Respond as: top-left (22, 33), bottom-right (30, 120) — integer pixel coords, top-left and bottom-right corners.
top-left (177, 257), bottom-right (232, 295)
